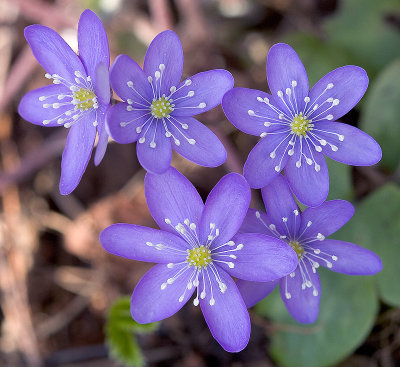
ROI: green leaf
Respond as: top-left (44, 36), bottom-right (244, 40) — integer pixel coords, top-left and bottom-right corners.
top-left (335, 183), bottom-right (400, 306)
top-left (283, 33), bottom-right (353, 86)
top-left (326, 157), bottom-right (353, 200)
top-left (105, 296), bottom-right (158, 367)
top-left (324, 0), bottom-right (400, 76)
top-left (360, 59), bottom-right (400, 171)
top-left (256, 269), bottom-right (378, 367)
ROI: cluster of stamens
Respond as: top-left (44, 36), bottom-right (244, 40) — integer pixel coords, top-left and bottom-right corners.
top-left (187, 245), bottom-right (212, 269)
top-left (248, 80), bottom-right (345, 173)
top-left (121, 63), bottom-right (207, 149)
top-left (255, 209), bottom-right (339, 300)
top-left (40, 71), bottom-right (99, 128)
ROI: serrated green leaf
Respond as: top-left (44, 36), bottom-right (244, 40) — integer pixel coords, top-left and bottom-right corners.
top-left (324, 0), bottom-right (400, 75)
top-left (360, 59), bottom-right (400, 171)
top-left (105, 296), bottom-right (158, 367)
top-left (335, 183), bottom-right (400, 306)
top-left (256, 269), bottom-right (378, 367)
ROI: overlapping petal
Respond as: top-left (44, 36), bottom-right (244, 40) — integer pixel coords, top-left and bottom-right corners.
top-left (307, 239), bottom-right (382, 275)
top-left (267, 43), bottom-right (309, 114)
top-left (315, 121), bottom-right (382, 166)
top-left (238, 208), bottom-right (272, 235)
top-left (308, 66), bottom-right (368, 121)
top-left (131, 263), bottom-right (195, 324)
top-left (78, 9), bottom-right (110, 79)
top-left (59, 112), bottom-right (97, 195)
top-left (18, 84), bottom-right (72, 126)
top-left (298, 200), bottom-right (354, 240)
top-left (285, 149), bottom-right (329, 207)
top-left (94, 62), bottom-right (111, 105)
top-left (172, 70), bottom-right (234, 116)
top-left (243, 133), bottom-right (290, 189)
top-left (167, 116), bottom-right (226, 167)
top-left (261, 175), bottom-right (301, 237)
top-left (106, 103), bottom-right (151, 144)
top-left (136, 122), bottom-right (172, 173)
top-left (200, 267), bottom-right (250, 352)
top-left (25, 25), bottom-right (87, 84)
top-left (145, 167), bottom-right (204, 233)
top-left (280, 262), bottom-right (321, 324)
top-left (110, 54), bottom-right (153, 103)
top-left (236, 279), bottom-right (278, 308)
top-left (215, 233), bottom-right (297, 281)
top-left (222, 88), bottom-right (280, 136)
top-left (143, 30), bottom-right (183, 96)
top-left (199, 173), bottom-right (250, 248)
top-left (93, 103), bottom-right (109, 166)
top-left (100, 224), bottom-right (189, 263)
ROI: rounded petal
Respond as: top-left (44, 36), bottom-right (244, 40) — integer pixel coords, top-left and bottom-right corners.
top-left (236, 279), bottom-right (278, 308)
top-left (131, 263), bottom-right (195, 323)
top-left (298, 200), bottom-right (354, 240)
top-left (145, 167), bottom-right (204, 233)
top-left (100, 224), bottom-right (189, 263)
top-left (200, 267), bottom-right (250, 352)
top-left (313, 121), bottom-right (382, 166)
top-left (261, 174), bottom-right (300, 237)
top-left (199, 173), bottom-right (250, 248)
top-left (143, 30), bottom-right (183, 96)
top-left (285, 149), bottom-right (329, 207)
top-left (222, 88), bottom-right (281, 136)
top-left (136, 122), bottom-right (172, 173)
top-left (25, 25), bottom-right (86, 84)
top-left (280, 262), bottom-right (321, 324)
top-left (167, 116), bottom-right (226, 167)
top-left (172, 70), bottom-right (234, 116)
top-left (18, 84), bottom-right (72, 126)
top-left (78, 9), bottom-right (110, 78)
top-left (307, 239), bottom-right (382, 275)
top-left (243, 132), bottom-right (291, 189)
top-left (106, 103), bottom-right (152, 144)
top-left (267, 43), bottom-right (309, 114)
top-left (59, 113), bottom-right (97, 195)
top-left (308, 66), bottom-right (368, 121)
top-left (94, 62), bottom-right (111, 105)
top-left (110, 54), bottom-right (152, 103)
top-left (239, 208), bottom-right (273, 235)
top-left (215, 233), bottom-right (297, 282)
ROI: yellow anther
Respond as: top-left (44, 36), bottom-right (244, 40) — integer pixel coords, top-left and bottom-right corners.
top-left (151, 97), bottom-right (173, 118)
top-left (289, 240), bottom-right (305, 261)
top-left (291, 113), bottom-right (310, 136)
top-left (187, 246), bottom-right (212, 269)
top-left (73, 88), bottom-right (96, 110)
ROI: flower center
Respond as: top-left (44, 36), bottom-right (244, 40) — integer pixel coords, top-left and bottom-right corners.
top-left (73, 88), bottom-right (97, 111)
top-left (186, 245), bottom-right (212, 269)
top-left (151, 96), bottom-right (174, 118)
top-left (289, 240), bottom-right (305, 260)
top-left (290, 113), bottom-right (310, 136)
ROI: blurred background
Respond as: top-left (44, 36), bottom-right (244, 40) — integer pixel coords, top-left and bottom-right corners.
top-left (0, 0), bottom-right (399, 366)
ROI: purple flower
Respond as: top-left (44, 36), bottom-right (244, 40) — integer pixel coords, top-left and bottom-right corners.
top-left (100, 167), bottom-right (297, 351)
top-left (222, 43), bottom-right (382, 206)
top-left (18, 10), bottom-right (111, 195)
top-left (107, 30), bottom-right (232, 173)
top-left (236, 175), bottom-right (382, 324)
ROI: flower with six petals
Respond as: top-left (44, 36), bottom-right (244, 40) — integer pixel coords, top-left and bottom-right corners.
top-left (236, 174), bottom-right (382, 323)
top-left (100, 167), bottom-right (298, 351)
top-left (222, 43), bottom-right (382, 206)
top-left (107, 30), bottom-right (232, 173)
top-left (18, 10), bottom-right (111, 195)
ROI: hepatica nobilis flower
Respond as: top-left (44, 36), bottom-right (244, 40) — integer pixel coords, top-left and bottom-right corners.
top-left (100, 168), bottom-right (297, 351)
top-left (107, 30), bottom-right (232, 173)
top-left (222, 43), bottom-right (382, 206)
top-left (18, 10), bottom-right (111, 195)
top-left (236, 175), bottom-right (382, 324)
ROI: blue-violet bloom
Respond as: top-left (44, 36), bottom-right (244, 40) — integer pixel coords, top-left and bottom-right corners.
top-left (107, 30), bottom-right (232, 173)
top-left (100, 167), bottom-right (297, 352)
top-left (222, 43), bottom-right (382, 206)
top-left (236, 174), bottom-right (382, 324)
top-left (18, 10), bottom-right (111, 195)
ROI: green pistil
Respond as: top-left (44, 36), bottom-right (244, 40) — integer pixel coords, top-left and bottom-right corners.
top-left (151, 97), bottom-right (173, 118)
